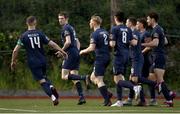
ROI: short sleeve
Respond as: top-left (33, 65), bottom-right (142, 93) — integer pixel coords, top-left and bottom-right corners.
top-left (90, 33), bottom-right (97, 44)
top-left (64, 26), bottom-right (71, 37)
top-left (153, 32), bottom-right (159, 38)
top-left (152, 28), bottom-right (159, 39)
top-left (41, 33), bottom-right (50, 44)
top-left (111, 27), bottom-right (117, 41)
top-left (17, 38), bottom-right (24, 46)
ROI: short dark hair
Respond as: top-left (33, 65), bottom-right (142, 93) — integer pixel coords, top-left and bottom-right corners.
top-left (147, 12), bottom-right (159, 22)
top-left (26, 16), bottom-right (37, 25)
top-left (128, 17), bottom-right (137, 26)
top-left (137, 18), bottom-right (147, 28)
top-left (114, 11), bottom-right (125, 22)
top-left (58, 11), bottom-right (69, 19)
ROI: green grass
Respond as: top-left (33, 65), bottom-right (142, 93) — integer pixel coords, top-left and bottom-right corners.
top-left (0, 98), bottom-right (179, 113)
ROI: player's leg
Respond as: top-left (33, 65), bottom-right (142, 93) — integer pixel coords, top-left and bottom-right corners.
top-left (71, 70), bottom-right (86, 105)
top-left (61, 68), bottom-right (86, 81)
top-left (90, 71), bottom-right (97, 84)
top-left (112, 55), bottom-right (136, 106)
top-left (111, 56), bottom-right (126, 107)
top-left (61, 68), bottom-right (70, 80)
top-left (130, 67), bottom-right (146, 106)
top-left (129, 76), bottom-right (142, 101)
top-left (61, 55), bottom-right (87, 81)
top-left (31, 67), bottom-right (59, 106)
top-left (111, 74), bottom-right (125, 107)
top-left (67, 72), bottom-right (87, 81)
top-left (96, 76), bottom-right (112, 106)
top-left (130, 60), bottom-right (144, 102)
top-left (154, 54), bottom-right (174, 107)
top-left (95, 61), bottom-right (112, 106)
top-left (148, 73), bottom-right (158, 105)
top-left (42, 66), bottom-right (59, 102)
top-left (123, 75), bottom-right (135, 105)
top-left (141, 53), bottom-right (157, 105)
top-left (150, 72), bottom-right (176, 102)
top-left (154, 68), bottom-right (173, 106)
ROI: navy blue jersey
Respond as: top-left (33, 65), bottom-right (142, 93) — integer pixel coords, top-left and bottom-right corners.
top-left (61, 24), bottom-right (78, 52)
top-left (90, 28), bottom-right (110, 59)
top-left (130, 29), bottom-right (143, 60)
top-left (140, 30), bottom-right (151, 50)
top-left (18, 30), bottom-right (50, 68)
top-left (140, 31), bottom-right (151, 43)
top-left (151, 25), bottom-right (165, 54)
top-left (111, 25), bottom-right (133, 55)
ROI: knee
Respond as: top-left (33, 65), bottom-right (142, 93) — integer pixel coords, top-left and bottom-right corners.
top-left (130, 76), bottom-right (138, 84)
top-left (90, 76), bottom-right (94, 82)
top-left (148, 74), bottom-right (157, 81)
top-left (73, 80), bottom-right (79, 84)
top-left (96, 77), bottom-right (105, 87)
top-left (39, 79), bottom-right (46, 84)
top-left (114, 75), bottom-right (124, 84)
top-left (114, 78), bottom-right (119, 84)
top-left (97, 80), bottom-right (105, 88)
top-left (61, 74), bottom-right (68, 80)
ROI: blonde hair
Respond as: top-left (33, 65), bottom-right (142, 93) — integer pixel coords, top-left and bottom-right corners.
top-left (91, 15), bottom-right (102, 25)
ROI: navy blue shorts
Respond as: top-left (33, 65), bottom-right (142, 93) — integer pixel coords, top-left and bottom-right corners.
top-left (131, 56), bottom-right (144, 77)
top-left (150, 53), bottom-right (166, 72)
top-left (62, 50), bottom-right (80, 70)
top-left (113, 53), bottom-right (129, 76)
top-left (29, 65), bottom-right (47, 81)
top-left (94, 58), bottom-right (110, 76)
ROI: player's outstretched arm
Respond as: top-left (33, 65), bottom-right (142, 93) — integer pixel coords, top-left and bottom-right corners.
top-left (11, 45), bottom-right (21, 71)
top-left (80, 43), bottom-right (95, 55)
top-left (48, 40), bottom-right (68, 59)
top-left (142, 38), bottom-right (159, 47)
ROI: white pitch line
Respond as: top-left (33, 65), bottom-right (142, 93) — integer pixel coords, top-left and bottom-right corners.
top-left (0, 107), bottom-right (37, 112)
top-left (51, 109), bottom-right (180, 113)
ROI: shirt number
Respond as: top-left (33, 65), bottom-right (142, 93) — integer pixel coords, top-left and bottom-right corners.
top-left (103, 34), bottom-right (108, 45)
top-left (122, 31), bottom-right (127, 43)
top-left (29, 36), bottom-right (40, 49)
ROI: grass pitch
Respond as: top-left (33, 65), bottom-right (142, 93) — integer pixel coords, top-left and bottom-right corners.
top-left (0, 98), bottom-right (179, 113)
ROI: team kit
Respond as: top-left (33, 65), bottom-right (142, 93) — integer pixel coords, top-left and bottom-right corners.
top-left (11, 11), bottom-right (176, 107)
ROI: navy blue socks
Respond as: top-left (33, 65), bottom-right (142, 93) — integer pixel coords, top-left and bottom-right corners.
top-left (41, 82), bottom-right (52, 97)
top-left (98, 86), bottom-right (108, 100)
top-left (75, 82), bottom-right (84, 97)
